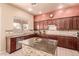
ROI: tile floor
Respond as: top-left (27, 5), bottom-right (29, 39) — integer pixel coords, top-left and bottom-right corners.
top-left (0, 47), bottom-right (79, 56)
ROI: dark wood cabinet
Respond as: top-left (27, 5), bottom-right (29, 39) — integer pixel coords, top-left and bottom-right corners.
top-left (72, 17), bottom-right (77, 30)
top-left (34, 22), bottom-right (37, 30)
top-left (69, 18), bottom-right (73, 30)
top-left (64, 19), bottom-right (70, 30)
top-left (36, 34), bottom-right (78, 50)
top-left (77, 18), bottom-right (79, 30)
top-left (6, 34), bottom-right (35, 53)
top-left (73, 38), bottom-right (77, 50)
top-left (57, 36), bottom-right (77, 50)
top-left (34, 22), bottom-right (40, 30)
top-left (47, 20), bottom-right (53, 25)
top-left (58, 36), bottom-right (66, 48)
top-left (43, 21), bottom-right (48, 30)
top-left (59, 19), bottom-right (65, 30)
top-left (39, 22), bottom-right (44, 30)
top-left (36, 34), bottom-right (77, 50)
top-left (6, 33), bottom-right (79, 53)
top-left (77, 38), bottom-right (79, 51)
top-left (65, 37), bottom-right (77, 50)
top-left (34, 16), bottom-right (79, 30)
top-left (10, 38), bottom-right (16, 53)
top-left (6, 37), bottom-right (16, 53)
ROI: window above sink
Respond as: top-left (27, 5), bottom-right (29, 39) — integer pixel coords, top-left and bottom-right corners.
top-left (13, 17), bottom-right (29, 32)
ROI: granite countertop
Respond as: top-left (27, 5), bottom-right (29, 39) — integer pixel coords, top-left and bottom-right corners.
top-left (19, 37), bottom-right (58, 54)
top-left (36, 30), bottom-right (78, 37)
top-left (6, 30), bottom-right (79, 38)
top-left (6, 33), bottom-right (34, 38)
top-left (6, 30), bottom-right (34, 38)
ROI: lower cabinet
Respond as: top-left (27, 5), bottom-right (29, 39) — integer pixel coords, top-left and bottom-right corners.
top-left (58, 36), bottom-right (77, 50)
top-left (38, 34), bottom-right (77, 50)
top-left (10, 38), bottom-right (16, 53)
top-left (6, 34), bottom-right (35, 53)
top-left (6, 37), bottom-right (23, 53)
top-left (6, 34), bottom-right (79, 53)
top-left (58, 36), bottom-right (67, 48)
top-left (77, 38), bottom-right (79, 51)
top-left (6, 37), bottom-right (16, 53)
top-left (66, 37), bottom-right (77, 50)
top-left (57, 36), bottom-right (77, 50)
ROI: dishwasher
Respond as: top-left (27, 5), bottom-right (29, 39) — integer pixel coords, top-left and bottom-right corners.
top-left (16, 37), bottom-right (23, 50)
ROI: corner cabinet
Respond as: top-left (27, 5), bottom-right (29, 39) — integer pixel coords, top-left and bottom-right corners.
top-left (6, 37), bottom-right (17, 53)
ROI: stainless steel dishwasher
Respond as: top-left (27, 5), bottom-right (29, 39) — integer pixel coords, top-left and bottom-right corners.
top-left (16, 37), bottom-right (23, 50)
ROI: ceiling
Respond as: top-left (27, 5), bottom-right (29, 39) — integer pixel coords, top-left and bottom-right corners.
top-left (11, 3), bottom-right (78, 15)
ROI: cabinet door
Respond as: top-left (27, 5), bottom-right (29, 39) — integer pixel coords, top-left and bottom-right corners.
top-left (58, 36), bottom-right (66, 48)
top-left (58, 36), bottom-right (77, 50)
top-left (43, 21), bottom-right (48, 30)
top-left (64, 19), bottom-right (70, 30)
top-left (77, 17), bottom-right (79, 30)
top-left (66, 37), bottom-right (73, 49)
top-left (60, 19), bottom-right (65, 30)
top-left (34, 22), bottom-right (38, 30)
top-left (34, 22), bottom-right (36, 30)
top-left (69, 18), bottom-right (73, 30)
top-left (48, 19), bottom-right (53, 25)
top-left (55, 19), bottom-right (65, 30)
top-left (10, 38), bottom-right (16, 53)
top-left (39, 22), bottom-right (44, 30)
top-left (52, 20), bottom-right (55, 26)
top-left (77, 38), bottom-right (79, 51)
top-left (66, 37), bottom-right (77, 50)
top-left (72, 17), bottom-right (77, 30)
top-left (36, 22), bottom-right (40, 30)
top-left (73, 38), bottom-right (77, 50)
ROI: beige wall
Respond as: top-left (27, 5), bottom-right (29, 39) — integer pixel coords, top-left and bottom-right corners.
top-left (0, 5), bottom-right (2, 52)
top-left (2, 4), bottom-right (34, 30)
top-left (0, 4), bottom-right (34, 53)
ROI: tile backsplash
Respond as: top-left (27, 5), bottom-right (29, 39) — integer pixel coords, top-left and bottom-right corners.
top-left (46, 30), bottom-right (78, 37)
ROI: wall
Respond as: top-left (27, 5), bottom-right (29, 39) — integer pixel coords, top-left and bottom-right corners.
top-left (2, 4), bottom-right (34, 30)
top-left (0, 5), bottom-right (2, 52)
top-left (34, 5), bottom-right (79, 22)
top-left (0, 4), bottom-right (34, 53)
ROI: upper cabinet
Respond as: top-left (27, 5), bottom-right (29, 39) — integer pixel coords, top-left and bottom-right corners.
top-left (34, 16), bottom-right (79, 30)
top-left (76, 17), bottom-right (79, 30)
top-left (55, 17), bottom-right (73, 30)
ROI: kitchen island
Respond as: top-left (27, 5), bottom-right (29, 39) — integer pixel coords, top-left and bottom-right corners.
top-left (19, 37), bottom-right (58, 56)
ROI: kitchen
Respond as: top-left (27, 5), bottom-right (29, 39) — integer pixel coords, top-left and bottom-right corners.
top-left (0, 3), bottom-right (79, 56)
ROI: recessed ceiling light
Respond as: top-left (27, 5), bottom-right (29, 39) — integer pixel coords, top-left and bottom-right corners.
top-left (39, 11), bottom-right (42, 14)
top-left (28, 8), bottom-right (33, 11)
top-left (58, 4), bottom-right (64, 9)
top-left (49, 14), bottom-right (53, 18)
